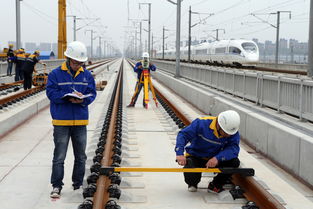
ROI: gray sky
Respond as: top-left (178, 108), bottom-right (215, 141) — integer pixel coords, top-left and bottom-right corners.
top-left (0, 0), bottom-right (310, 52)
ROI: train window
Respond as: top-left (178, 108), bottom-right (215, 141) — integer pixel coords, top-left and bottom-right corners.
top-left (229, 47), bottom-right (241, 54)
top-left (215, 47), bottom-right (226, 54)
top-left (195, 49), bottom-right (207, 55)
top-left (242, 43), bottom-right (257, 52)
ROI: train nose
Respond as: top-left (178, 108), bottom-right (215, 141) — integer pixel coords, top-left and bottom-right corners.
top-left (246, 54), bottom-right (259, 63)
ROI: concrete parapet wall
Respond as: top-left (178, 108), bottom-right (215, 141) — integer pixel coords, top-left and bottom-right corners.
top-left (257, 62), bottom-right (307, 71)
top-left (0, 97), bottom-right (49, 138)
top-left (152, 70), bottom-right (313, 187)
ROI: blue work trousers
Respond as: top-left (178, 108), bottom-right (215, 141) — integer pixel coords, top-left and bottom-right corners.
top-left (50, 125), bottom-right (87, 189)
top-left (15, 67), bottom-right (24, 81)
top-left (7, 62), bottom-right (13, 76)
top-left (131, 81), bottom-right (144, 105)
top-left (184, 156), bottom-right (240, 188)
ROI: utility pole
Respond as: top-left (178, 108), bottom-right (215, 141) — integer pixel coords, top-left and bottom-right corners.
top-left (148, 3), bottom-right (151, 56)
top-left (99, 36), bottom-right (102, 58)
top-left (58, 0), bottom-right (67, 59)
top-left (16, 0), bottom-right (22, 50)
top-left (139, 3), bottom-right (151, 55)
top-left (135, 27), bottom-right (138, 58)
top-left (271, 11), bottom-right (291, 64)
top-left (212, 29), bottom-right (225, 41)
top-left (103, 41), bottom-right (106, 57)
top-left (188, 6), bottom-right (214, 62)
top-left (308, 0), bottom-right (313, 76)
top-left (67, 15), bottom-right (76, 41)
top-left (290, 44), bottom-right (294, 63)
top-left (162, 26), bottom-right (169, 59)
top-left (151, 33), bottom-right (154, 58)
top-left (167, 0), bottom-right (182, 77)
top-left (140, 21), bottom-right (142, 57)
top-left (85, 29), bottom-right (94, 58)
top-left (275, 11), bottom-right (281, 64)
top-left (251, 12), bottom-right (291, 64)
top-left (188, 6), bottom-right (192, 62)
top-left (176, 0), bottom-right (181, 78)
top-left (163, 26), bottom-right (165, 59)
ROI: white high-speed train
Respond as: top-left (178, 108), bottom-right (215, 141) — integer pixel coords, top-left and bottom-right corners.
top-left (156, 39), bottom-right (259, 66)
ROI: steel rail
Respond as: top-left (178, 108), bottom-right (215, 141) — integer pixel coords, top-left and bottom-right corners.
top-left (0, 81), bottom-right (23, 90)
top-left (100, 167), bottom-right (255, 176)
top-left (0, 86), bottom-right (44, 106)
top-left (233, 174), bottom-right (286, 209)
top-left (92, 61), bottom-right (123, 209)
top-left (159, 58), bottom-right (307, 75)
top-left (87, 60), bottom-right (111, 72)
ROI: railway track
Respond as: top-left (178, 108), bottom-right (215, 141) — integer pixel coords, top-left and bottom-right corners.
top-left (77, 59), bottom-right (287, 209)
top-left (159, 58), bottom-right (307, 75)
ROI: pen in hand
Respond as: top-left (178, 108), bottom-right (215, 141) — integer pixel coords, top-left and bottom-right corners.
top-left (71, 87), bottom-right (83, 97)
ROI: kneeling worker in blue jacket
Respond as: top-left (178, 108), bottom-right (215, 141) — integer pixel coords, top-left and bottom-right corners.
top-left (175, 110), bottom-right (241, 193)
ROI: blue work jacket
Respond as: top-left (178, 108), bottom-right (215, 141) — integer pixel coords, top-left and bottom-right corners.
top-left (134, 61), bottom-right (156, 79)
top-left (46, 62), bottom-right (97, 126)
top-left (175, 116), bottom-right (240, 162)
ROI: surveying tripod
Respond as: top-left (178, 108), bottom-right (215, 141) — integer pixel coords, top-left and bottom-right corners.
top-left (130, 60), bottom-right (158, 109)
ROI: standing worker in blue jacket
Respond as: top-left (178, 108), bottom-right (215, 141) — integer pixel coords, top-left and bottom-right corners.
top-left (22, 50), bottom-right (46, 90)
top-left (46, 41), bottom-right (97, 198)
top-left (127, 52), bottom-right (156, 108)
top-left (6, 44), bottom-right (14, 76)
top-left (15, 48), bottom-right (26, 81)
top-left (175, 110), bottom-right (241, 193)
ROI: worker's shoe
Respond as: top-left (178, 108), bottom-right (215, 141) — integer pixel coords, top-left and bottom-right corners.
top-left (188, 185), bottom-right (197, 192)
top-left (73, 183), bottom-right (82, 190)
top-left (126, 103), bottom-right (135, 108)
top-left (50, 187), bottom-right (62, 198)
top-left (207, 182), bottom-right (224, 194)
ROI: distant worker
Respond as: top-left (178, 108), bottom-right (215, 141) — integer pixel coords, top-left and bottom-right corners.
top-left (46, 41), bottom-right (97, 198)
top-left (127, 52), bottom-right (156, 108)
top-left (14, 48), bottom-right (26, 81)
top-left (175, 110), bottom-right (241, 193)
top-left (22, 50), bottom-right (46, 90)
top-left (6, 44), bottom-right (14, 76)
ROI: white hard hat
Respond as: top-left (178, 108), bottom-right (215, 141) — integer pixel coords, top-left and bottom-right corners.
top-left (142, 52), bottom-right (149, 58)
top-left (217, 110), bottom-right (240, 135)
top-left (64, 41), bottom-right (88, 62)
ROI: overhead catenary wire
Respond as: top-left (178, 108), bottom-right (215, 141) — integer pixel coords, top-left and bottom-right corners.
top-left (68, 0), bottom-right (119, 53)
top-left (22, 1), bottom-right (57, 26)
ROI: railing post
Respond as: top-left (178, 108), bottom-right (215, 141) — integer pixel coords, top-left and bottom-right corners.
top-left (216, 70), bottom-right (219, 89)
top-left (299, 79), bottom-right (304, 121)
top-left (277, 76), bottom-right (281, 113)
top-left (232, 70), bottom-right (235, 96)
top-left (260, 74), bottom-right (264, 107)
top-left (256, 73), bottom-right (259, 105)
top-left (223, 69), bottom-right (226, 93)
top-left (243, 71), bottom-right (246, 100)
top-left (209, 68), bottom-right (212, 87)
